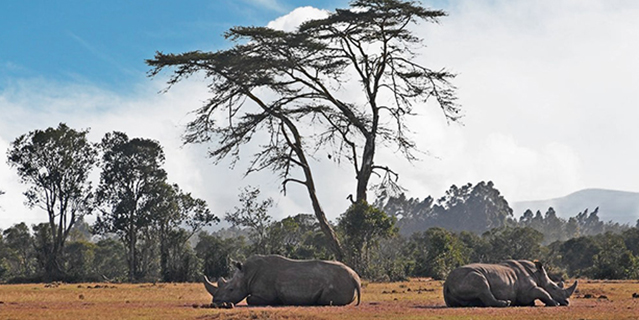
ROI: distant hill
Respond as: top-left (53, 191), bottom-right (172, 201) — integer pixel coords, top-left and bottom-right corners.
top-left (512, 189), bottom-right (639, 225)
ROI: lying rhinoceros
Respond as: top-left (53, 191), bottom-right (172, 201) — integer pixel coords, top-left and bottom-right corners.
top-left (204, 254), bottom-right (361, 306)
top-left (443, 260), bottom-right (577, 307)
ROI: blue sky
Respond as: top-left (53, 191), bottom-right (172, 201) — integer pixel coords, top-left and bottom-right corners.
top-left (0, 0), bottom-right (350, 91)
top-left (2, 0), bottom-right (639, 229)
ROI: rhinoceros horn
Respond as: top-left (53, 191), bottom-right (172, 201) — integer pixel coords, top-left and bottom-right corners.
top-left (203, 275), bottom-right (218, 296)
top-left (565, 280), bottom-right (578, 297)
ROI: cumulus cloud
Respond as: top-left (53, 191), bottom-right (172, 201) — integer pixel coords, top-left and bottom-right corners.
top-left (266, 6), bottom-right (329, 31)
top-left (395, 0), bottom-right (639, 204)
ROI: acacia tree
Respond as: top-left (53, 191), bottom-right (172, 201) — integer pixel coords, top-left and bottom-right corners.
top-left (7, 123), bottom-right (97, 279)
top-left (94, 131), bottom-right (168, 282)
top-left (147, 0), bottom-right (459, 259)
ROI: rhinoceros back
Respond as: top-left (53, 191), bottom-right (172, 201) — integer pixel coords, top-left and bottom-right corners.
top-left (244, 255), bottom-right (361, 306)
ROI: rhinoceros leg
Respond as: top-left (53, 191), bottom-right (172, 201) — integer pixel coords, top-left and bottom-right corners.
top-left (477, 291), bottom-right (511, 307)
top-left (462, 273), bottom-right (511, 307)
top-left (527, 287), bottom-right (559, 307)
top-left (247, 294), bottom-right (280, 306)
top-left (246, 295), bottom-right (271, 306)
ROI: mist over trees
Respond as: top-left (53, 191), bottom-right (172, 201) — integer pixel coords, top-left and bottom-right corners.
top-left (3, 146), bottom-right (639, 284)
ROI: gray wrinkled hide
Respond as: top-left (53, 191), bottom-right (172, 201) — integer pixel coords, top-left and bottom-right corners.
top-left (444, 260), bottom-right (577, 307)
top-left (204, 254), bottom-right (361, 306)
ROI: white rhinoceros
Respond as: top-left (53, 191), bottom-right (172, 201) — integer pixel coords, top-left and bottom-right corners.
top-left (204, 254), bottom-right (361, 306)
top-left (444, 260), bottom-right (577, 307)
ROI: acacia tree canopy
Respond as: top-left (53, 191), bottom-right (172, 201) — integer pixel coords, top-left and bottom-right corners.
top-left (146, 0), bottom-right (459, 260)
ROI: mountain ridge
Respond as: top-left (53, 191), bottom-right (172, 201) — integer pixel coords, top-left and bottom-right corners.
top-left (512, 188), bottom-right (639, 225)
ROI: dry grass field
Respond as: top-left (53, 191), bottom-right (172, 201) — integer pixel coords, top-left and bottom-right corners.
top-left (1, 278), bottom-right (638, 320)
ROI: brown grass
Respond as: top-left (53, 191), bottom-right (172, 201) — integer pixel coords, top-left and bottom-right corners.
top-left (1, 278), bottom-right (638, 320)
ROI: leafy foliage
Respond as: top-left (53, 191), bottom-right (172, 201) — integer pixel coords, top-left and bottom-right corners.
top-left (195, 231), bottom-right (248, 280)
top-left (407, 227), bottom-right (469, 279)
top-left (94, 131), bottom-right (168, 281)
top-left (266, 214), bottom-right (334, 260)
top-left (7, 123), bottom-right (97, 279)
top-left (1, 223), bottom-right (36, 280)
top-left (381, 181), bottom-right (513, 235)
top-left (338, 201), bottom-right (398, 279)
top-left (224, 186), bottom-right (274, 254)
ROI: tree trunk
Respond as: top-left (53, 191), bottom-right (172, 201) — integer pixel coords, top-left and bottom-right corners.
top-left (279, 117), bottom-right (345, 261)
top-left (128, 219), bottom-right (136, 282)
top-left (356, 135), bottom-right (376, 203)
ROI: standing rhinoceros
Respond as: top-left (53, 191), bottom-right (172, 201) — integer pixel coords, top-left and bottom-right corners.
top-left (204, 254), bottom-right (361, 306)
top-left (443, 260), bottom-right (577, 307)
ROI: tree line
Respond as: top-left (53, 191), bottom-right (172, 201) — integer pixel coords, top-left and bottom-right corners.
top-left (2, 157), bottom-right (638, 283)
top-left (2, 123), bottom-right (217, 282)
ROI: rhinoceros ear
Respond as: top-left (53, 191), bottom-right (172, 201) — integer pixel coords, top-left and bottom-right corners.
top-left (534, 260), bottom-right (545, 272)
top-left (229, 258), bottom-right (243, 271)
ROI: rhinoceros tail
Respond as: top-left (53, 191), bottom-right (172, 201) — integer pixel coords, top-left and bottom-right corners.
top-left (355, 280), bottom-right (361, 306)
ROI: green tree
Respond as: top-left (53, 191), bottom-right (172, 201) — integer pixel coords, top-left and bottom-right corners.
top-left (151, 183), bottom-right (218, 282)
top-left (32, 222), bottom-right (54, 279)
top-left (92, 238), bottom-right (128, 282)
top-left (589, 232), bottom-right (638, 279)
top-left (0, 229), bottom-right (6, 280)
top-left (195, 231), bottom-right (248, 280)
top-left (482, 227), bottom-right (544, 262)
top-left (94, 131), bottom-right (167, 282)
top-left (575, 208), bottom-right (604, 236)
top-left (559, 236), bottom-right (600, 277)
top-left (434, 182), bottom-right (513, 233)
top-left (7, 123), bottom-right (97, 279)
top-left (63, 240), bottom-right (97, 282)
top-left (1, 223), bottom-right (36, 280)
top-left (224, 186), bottom-right (274, 254)
top-left (564, 217), bottom-right (580, 239)
top-left (622, 227), bottom-right (639, 256)
top-left (408, 227), bottom-right (468, 279)
top-left (266, 214), bottom-right (333, 260)
top-left (146, 0), bottom-right (459, 260)
top-left (338, 201), bottom-right (397, 277)
top-left (457, 231), bottom-right (492, 263)
top-left (540, 207), bottom-right (566, 244)
top-left (378, 193), bottom-right (435, 236)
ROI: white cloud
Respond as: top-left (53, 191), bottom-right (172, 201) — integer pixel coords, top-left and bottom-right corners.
top-left (396, 0), bottom-right (639, 201)
top-left (2, 1), bottom-right (639, 229)
top-left (266, 6), bottom-right (329, 31)
top-left (0, 75), bottom-right (355, 230)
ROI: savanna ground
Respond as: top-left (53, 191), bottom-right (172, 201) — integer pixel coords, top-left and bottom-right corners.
top-left (1, 278), bottom-right (638, 320)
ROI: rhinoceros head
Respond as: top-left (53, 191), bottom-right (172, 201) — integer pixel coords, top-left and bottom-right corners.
top-left (534, 261), bottom-right (578, 306)
top-left (203, 261), bottom-right (249, 304)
